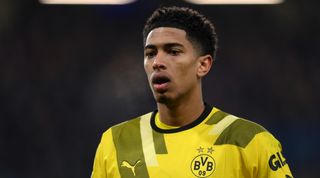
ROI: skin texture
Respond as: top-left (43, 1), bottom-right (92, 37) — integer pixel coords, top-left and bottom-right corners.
top-left (144, 27), bottom-right (213, 126)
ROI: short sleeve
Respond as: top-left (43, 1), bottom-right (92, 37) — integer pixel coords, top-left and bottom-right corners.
top-left (247, 131), bottom-right (293, 178)
top-left (91, 131), bottom-right (108, 178)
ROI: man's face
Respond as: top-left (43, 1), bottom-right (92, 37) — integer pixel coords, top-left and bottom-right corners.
top-left (144, 27), bottom-right (201, 104)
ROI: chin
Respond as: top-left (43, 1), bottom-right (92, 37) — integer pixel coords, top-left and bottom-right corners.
top-left (157, 97), bottom-right (169, 104)
top-left (154, 93), bottom-right (171, 104)
top-left (155, 94), bottom-right (179, 106)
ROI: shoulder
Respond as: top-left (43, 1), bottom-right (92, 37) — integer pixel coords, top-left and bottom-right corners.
top-left (213, 110), bottom-right (271, 148)
top-left (105, 112), bottom-right (153, 139)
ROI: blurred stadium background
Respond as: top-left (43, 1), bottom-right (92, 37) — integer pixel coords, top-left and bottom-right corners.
top-left (0, 0), bottom-right (319, 177)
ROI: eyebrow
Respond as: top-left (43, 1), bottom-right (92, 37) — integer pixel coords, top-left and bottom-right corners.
top-left (144, 43), bottom-right (184, 50)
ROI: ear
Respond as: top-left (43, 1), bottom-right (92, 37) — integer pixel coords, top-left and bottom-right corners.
top-left (197, 54), bottom-right (213, 78)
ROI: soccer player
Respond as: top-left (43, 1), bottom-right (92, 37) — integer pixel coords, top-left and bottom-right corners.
top-left (91, 6), bottom-right (293, 178)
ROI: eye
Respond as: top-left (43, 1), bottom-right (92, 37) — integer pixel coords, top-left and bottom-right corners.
top-left (168, 49), bottom-right (182, 56)
top-left (145, 50), bottom-right (157, 59)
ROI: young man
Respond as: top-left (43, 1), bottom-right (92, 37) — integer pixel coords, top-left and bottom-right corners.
top-left (91, 6), bottom-right (293, 178)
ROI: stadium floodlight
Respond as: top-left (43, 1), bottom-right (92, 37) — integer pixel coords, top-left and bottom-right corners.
top-left (184, 0), bottom-right (284, 4)
top-left (39, 0), bottom-right (136, 4)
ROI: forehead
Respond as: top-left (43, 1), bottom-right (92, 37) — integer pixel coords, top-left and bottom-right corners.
top-left (145, 27), bottom-right (190, 47)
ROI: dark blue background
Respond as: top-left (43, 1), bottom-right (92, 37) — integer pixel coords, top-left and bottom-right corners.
top-left (0, 0), bottom-right (319, 177)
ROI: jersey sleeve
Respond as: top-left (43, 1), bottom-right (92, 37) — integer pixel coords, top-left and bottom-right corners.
top-left (246, 131), bottom-right (293, 178)
top-left (91, 128), bottom-right (120, 178)
top-left (91, 130), bottom-right (109, 178)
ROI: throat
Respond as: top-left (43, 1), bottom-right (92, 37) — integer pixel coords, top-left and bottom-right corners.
top-left (157, 101), bottom-right (205, 127)
top-left (155, 113), bottom-right (180, 129)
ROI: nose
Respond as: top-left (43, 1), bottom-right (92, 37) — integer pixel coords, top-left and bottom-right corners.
top-left (152, 53), bottom-right (166, 70)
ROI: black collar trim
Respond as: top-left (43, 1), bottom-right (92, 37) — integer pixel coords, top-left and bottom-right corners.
top-left (150, 103), bottom-right (212, 134)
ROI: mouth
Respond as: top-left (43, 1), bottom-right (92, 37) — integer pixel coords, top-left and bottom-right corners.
top-left (152, 75), bottom-right (170, 85)
top-left (151, 74), bottom-right (171, 92)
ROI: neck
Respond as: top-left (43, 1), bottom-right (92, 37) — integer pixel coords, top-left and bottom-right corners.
top-left (156, 89), bottom-right (205, 127)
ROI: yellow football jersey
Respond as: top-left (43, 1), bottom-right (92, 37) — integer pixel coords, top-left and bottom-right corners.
top-left (91, 105), bottom-right (293, 178)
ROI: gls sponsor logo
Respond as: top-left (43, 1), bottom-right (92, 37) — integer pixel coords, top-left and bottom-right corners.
top-left (268, 151), bottom-right (287, 171)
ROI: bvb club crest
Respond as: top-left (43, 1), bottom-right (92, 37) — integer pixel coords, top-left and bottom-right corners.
top-left (190, 147), bottom-right (215, 178)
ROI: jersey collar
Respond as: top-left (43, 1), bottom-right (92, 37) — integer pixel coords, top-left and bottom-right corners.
top-left (150, 103), bottom-right (212, 133)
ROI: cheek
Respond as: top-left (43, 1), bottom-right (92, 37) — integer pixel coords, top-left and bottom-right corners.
top-left (144, 62), bottom-right (152, 78)
top-left (143, 60), bottom-right (149, 70)
top-left (143, 59), bottom-right (148, 69)
top-left (178, 60), bottom-right (198, 77)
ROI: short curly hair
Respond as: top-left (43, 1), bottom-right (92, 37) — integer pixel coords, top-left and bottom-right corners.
top-left (143, 6), bottom-right (218, 59)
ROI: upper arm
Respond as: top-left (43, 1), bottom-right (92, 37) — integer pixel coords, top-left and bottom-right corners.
top-left (245, 132), bottom-right (293, 178)
top-left (91, 129), bottom-right (120, 178)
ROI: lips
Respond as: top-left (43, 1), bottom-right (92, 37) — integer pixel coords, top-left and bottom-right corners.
top-left (152, 75), bottom-right (170, 84)
top-left (151, 73), bottom-right (171, 92)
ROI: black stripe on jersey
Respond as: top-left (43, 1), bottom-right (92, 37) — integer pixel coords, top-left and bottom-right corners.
top-left (152, 130), bottom-right (168, 154)
top-left (205, 110), bottom-right (229, 125)
top-left (112, 117), bottom-right (150, 178)
top-left (150, 103), bottom-right (212, 134)
top-left (214, 118), bottom-right (267, 148)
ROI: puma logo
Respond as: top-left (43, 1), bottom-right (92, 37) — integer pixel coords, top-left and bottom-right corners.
top-left (121, 160), bottom-right (141, 176)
